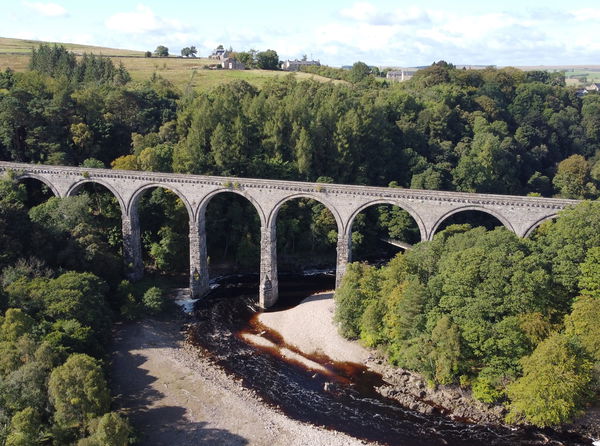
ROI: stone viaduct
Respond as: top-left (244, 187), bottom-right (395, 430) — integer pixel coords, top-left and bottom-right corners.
top-left (0, 161), bottom-right (579, 308)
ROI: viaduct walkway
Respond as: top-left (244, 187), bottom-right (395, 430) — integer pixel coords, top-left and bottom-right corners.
top-left (0, 161), bottom-right (578, 308)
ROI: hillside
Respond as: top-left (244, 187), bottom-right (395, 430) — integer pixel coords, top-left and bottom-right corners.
top-left (0, 36), bottom-right (342, 91)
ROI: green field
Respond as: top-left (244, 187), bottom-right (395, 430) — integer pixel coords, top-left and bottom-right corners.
top-left (0, 36), bottom-right (342, 91)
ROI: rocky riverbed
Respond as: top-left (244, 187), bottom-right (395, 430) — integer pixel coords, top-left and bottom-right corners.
top-left (110, 285), bottom-right (598, 445)
top-left (110, 316), bottom-right (377, 446)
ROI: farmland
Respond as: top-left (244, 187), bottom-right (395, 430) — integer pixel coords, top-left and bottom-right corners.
top-left (0, 36), bottom-right (342, 91)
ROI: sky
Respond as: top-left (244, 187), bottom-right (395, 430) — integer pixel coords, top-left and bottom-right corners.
top-left (3, 0), bottom-right (600, 67)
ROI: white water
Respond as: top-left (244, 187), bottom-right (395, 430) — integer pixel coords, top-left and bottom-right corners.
top-left (170, 288), bottom-right (199, 313)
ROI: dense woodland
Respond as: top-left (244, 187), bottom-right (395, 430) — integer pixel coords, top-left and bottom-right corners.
top-left (335, 204), bottom-right (600, 427)
top-left (0, 44), bottom-right (599, 442)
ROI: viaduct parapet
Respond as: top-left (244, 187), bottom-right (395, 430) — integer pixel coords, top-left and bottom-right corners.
top-left (0, 161), bottom-right (579, 308)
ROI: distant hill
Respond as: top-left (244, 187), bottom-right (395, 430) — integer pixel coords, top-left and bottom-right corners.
top-left (0, 36), bottom-right (340, 91)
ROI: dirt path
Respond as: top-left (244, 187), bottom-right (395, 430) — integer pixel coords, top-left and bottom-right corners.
top-left (110, 316), bottom-right (374, 446)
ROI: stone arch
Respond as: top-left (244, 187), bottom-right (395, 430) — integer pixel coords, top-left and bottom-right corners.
top-left (196, 188), bottom-right (266, 227)
top-left (429, 206), bottom-right (515, 240)
top-left (523, 214), bottom-right (558, 238)
top-left (17, 173), bottom-right (61, 197)
top-left (128, 183), bottom-right (194, 222)
top-left (268, 193), bottom-right (343, 233)
top-left (344, 199), bottom-right (427, 241)
top-left (66, 179), bottom-right (127, 215)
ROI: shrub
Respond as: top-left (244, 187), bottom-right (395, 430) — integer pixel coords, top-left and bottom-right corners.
top-left (142, 287), bottom-right (165, 314)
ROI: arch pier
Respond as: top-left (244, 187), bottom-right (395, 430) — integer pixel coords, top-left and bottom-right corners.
top-left (0, 161), bottom-right (578, 308)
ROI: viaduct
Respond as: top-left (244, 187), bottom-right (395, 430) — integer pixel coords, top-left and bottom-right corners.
top-left (0, 161), bottom-right (579, 308)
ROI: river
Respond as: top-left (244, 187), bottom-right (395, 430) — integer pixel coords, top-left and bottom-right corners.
top-left (187, 273), bottom-right (593, 446)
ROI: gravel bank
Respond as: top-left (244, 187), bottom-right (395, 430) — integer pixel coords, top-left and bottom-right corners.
top-left (110, 315), bottom-right (377, 446)
top-left (256, 291), bottom-right (369, 364)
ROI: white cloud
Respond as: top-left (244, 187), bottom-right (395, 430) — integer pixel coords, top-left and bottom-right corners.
top-left (23, 1), bottom-right (68, 17)
top-left (105, 4), bottom-right (190, 35)
top-left (340, 2), bottom-right (429, 26)
top-left (340, 2), bottom-right (378, 21)
top-left (571, 8), bottom-right (600, 21)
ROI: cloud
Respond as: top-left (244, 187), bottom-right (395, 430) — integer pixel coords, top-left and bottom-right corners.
top-left (340, 2), bottom-right (429, 26)
top-left (105, 4), bottom-right (190, 35)
top-left (23, 1), bottom-right (68, 17)
top-left (304, 4), bottom-right (600, 67)
top-left (571, 8), bottom-right (600, 21)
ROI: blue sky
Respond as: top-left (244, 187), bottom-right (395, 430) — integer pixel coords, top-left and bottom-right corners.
top-left (3, 1), bottom-right (600, 67)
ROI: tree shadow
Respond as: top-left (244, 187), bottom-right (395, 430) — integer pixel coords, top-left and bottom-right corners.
top-left (110, 320), bottom-right (249, 445)
top-left (132, 406), bottom-right (249, 446)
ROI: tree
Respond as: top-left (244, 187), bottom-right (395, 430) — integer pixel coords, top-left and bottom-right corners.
top-left (430, 315), bottom-right (462, 384)
top-left (142, 287), bottom-right (165, 314)
top-left (579, 246), bottom-right (600, 298)
top-left (536, 201), bottom-right (600, 294)
top-left (553, 154), bottom-right (593, 199)
top-left (5, 408), bottom-right (42, 446)
top-left (235, 51), bottom-right (255, 68)
top-left (180, 47), bottom-right (190, 57)
top-left (153, 46), bottom-right (169, 57)
top-left (256, 49), bottom-right (279, 70)
top-left (349, 61), bottom-right (371, 83)
top-left (0, 309), bottom-right (34, 342)
top-left (565, 295), bottom-right (600, 361)
top-left (506, 333), bottom-right (593, 427)
top-left (77, 412), bottom-right (131, 446)
top-left (48, 354), bottom-right (110, 433)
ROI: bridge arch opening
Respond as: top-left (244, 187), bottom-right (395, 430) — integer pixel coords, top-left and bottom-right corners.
top-left (64, 181), bottom-right (125, 284)
top-left (430, 208), bottom-right (513, 240)
top-left (130, 185), bottom-right (191, 282)
top-left (271, 195), bottom-right (339, 282)
top-left (68, 179), bottom-right (126, 215)
top-left (348, 202), bottom-right (423, 264)
top-left (523, 215), bottom-right (558, 239)
top-left (201, 191), bottom-right (261, 277)
top-left (15, 176), bottom-right (57, 207)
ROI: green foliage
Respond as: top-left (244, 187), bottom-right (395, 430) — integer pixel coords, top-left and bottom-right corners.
top-left (154, 45), bottom-right (169, 57)
top-left (334, 202), bottom-right (600, 426)
top-left (565, 295), bottom-right (600, 361)
top-left (535, 201), bottom-right (600, 294)
top-left (142, 286), bottom-right (166, 314)
top-left (553, 154), bottom-right (594, 199)
top-left (0, 309), bottom-right (34, 342)
top-left (77, 412), bottom-right (131, 446)
top-left (579, 246), bottom-right (600, 298)
top-left (29, 44), bottom-right (130, 85)
top-left (5, 408), bottom-right (42, 446)
top-left (1, 360), bottom-right (51, 413)
top-left (348, 61), bottom-right (372, 83)
top-left (506, 333), bottom-right (593, 427)
top-left (334, 263), bottom-right (378, 339)
top-left (255, 49), bottom-right (279, 70)
top-left (429, 316), bottom-right (462, 384)
top-left (48, 353), bottom-right (110, 433)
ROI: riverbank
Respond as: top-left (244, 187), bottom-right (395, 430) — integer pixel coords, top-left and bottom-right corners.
top-left (110, 290), bottom-right (598, 445)
top-left (252, 291), bottom-right (599, 440)
top-left (110, 315), bottom-right (378, 446)
top-left (251, 291), bottom-right (505, 424)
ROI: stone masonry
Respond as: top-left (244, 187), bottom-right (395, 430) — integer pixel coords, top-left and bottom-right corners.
top-left (0, 161), bottom-right (579, 308)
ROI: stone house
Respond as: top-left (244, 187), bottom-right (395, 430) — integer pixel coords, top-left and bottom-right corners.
top-left (221, 57), bottom-right (245, 70)
top-left (209, 47), bottom-right (230, 60)
top-left (386, 69), bottom-right (417, 82)
top-left (281, 59), bottom-right (320, 71)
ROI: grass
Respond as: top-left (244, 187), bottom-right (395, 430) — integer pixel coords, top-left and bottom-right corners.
top-left (0, 36), bottom-right (344, 92)
top-left (0, 36), bottom-right (143, 56)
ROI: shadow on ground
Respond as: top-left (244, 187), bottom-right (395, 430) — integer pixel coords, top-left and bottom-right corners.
top-left (110, 320), bottom-right (249, 446)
